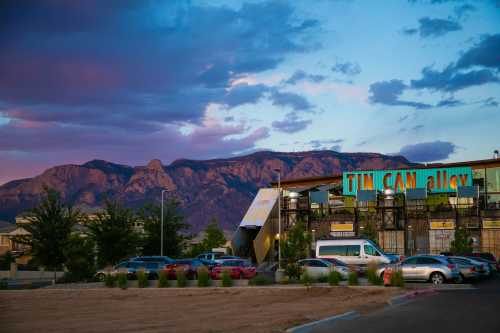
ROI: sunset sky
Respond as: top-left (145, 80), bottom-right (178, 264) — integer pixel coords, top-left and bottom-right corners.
top-left (1, 0), bottom-right (499, 184)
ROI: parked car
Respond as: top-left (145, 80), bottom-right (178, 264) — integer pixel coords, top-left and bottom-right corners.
top-left (197, 252), bottom-right (225, 263)
top-left (130, 256), bottom-right (174, 265)
top-left (297, 258), bottom-right (351, 279)
top-left (315, 238), bottom-right (399, 266)
top-left (164, 259), bottom-right (207, 280)
top-left (95, 261), bottom-right (161, 281)
top-left (447, 256), bottom-right (481, 281)
top-left (465, 256), bottom-right (495, 276)
top-left (210, 259), bottom-right (257, 280)
top-left (465, 253), bottom-right (499, 273)
top-left (377, 255), bottom-right (460, 284)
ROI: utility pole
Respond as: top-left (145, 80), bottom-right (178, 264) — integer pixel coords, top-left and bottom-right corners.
top-left (161, 189), bottom-right (168, 256)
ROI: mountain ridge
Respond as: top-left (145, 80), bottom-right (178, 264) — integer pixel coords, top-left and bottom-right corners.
top-left (0, 150), bottom-right (416, 232)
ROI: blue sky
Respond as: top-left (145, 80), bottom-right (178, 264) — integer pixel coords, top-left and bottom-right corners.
top-left (0, 0), bottom-right (499, 184)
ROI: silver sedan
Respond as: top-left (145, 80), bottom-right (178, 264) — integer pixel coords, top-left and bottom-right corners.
top-left (377, 255), bottom-right (460, 285)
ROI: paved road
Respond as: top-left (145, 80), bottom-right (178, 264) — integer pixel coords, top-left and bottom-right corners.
top-left (313, 278), bottom-right (500, 333)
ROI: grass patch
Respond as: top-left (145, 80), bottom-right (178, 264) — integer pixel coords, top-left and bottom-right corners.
top-left (300, 271), bottom-right (314, 287)
top-left (176, 269), bottom-right (187, 288)
top-left (249, 274), bottom-right (274, 286)
top-left (104, 274), bottom-right (116, 288)
top-left (117, 273), bottom-right (128, 289)
top-left (221, 270), bottom-right (233, 287)
top-left (197, 266), bottom-right (211, 287)
top-left (390, 270), bottom-right (405, 287)
top-left (328, 271), bottom-right (342, 286)
top-left (158, 271), bottom-right (170, 288)
top-left (347, 272), bottom-right (359, 286)
top-left (137, 271), bottom-right (149, 288)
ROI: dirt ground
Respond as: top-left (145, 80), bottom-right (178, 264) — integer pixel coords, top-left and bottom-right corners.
top-left (0, 286), bottom-right (402, 333)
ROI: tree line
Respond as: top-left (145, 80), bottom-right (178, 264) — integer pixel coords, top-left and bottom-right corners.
top-left (8, 187), bottom-right (227, 282)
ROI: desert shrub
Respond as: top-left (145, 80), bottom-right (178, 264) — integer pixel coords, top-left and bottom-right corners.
top-left (197, 266), bottom-right (211, 287)
top-left (158, 271), bottom-right (170, 288)
top-left (328, 271), bottom-right (342, 286)
top-left (366, 267), bottom-right (384, 286)
top-left (176, 268), bottom-right (187, 288)
top-left (285, 263), bottom-right (301, 280)
top-left (0, 278), bottom-right (8, 290)
top-left (249, 274), bottom-right (274, 286)
top-left (117, 273), bottom-right (128, 289)
top-left (300, 271), bottom-right (314, 287)
top-left (317, 275), bottom-right (328, 283)
top-left (390, 270), bottom-right (405, 287)
top-left (137, 271), bottom-right (149, 288)
top-left (221, 270), bottom-right (233, 287)
top-left (104, 274), bottom-right (116, 288)
top-left (347, 272), bottom-right (359, 286)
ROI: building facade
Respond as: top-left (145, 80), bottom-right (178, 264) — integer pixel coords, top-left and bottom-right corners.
top-left (233, 157), bottom-right (500, 264)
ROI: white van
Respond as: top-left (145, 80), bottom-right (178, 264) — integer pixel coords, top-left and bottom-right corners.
top-left (315, 239), bottom-right (399, 266)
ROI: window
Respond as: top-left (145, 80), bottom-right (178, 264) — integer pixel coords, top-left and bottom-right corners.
top-left (486, 167), bottom-right (500, 192)
top-left (309, 260), bottom-right (328, 267)
top-left (346, 245), bottom-right (360, 256)
top-left (364, 245), bottom-right (380, 256)
top-left (319, 245), bottom-right (347, 256)
top-left (417, 257), bottom-right (439, 265)
top-left (116, 262), bottom-right (129, 268)
top-left (402, 257), bottom-right (418, 265)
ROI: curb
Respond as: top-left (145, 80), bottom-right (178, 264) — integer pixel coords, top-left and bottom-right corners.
top-left (388, 288), bottom-right (437, 306)
top-left (285, 311), bottom-right (360, 333)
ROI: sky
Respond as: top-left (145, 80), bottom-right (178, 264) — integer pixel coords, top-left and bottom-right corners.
top-left (0, 0), bottom-right (499, 185)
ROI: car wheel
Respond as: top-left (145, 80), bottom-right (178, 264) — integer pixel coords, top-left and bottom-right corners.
top-left (96, 273), bottom-right (106, 282)
top-left (240, 272), bottom-right (245, 280)
top-left (150, 273), bottom-right (158, 280)
top-left (430, 272), bottom-right (445, 285)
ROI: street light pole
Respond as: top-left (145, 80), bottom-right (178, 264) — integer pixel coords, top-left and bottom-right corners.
top-left (278, 171), bottom-right (281, 270)
top-left (160, 189), bottom-right (168, 257)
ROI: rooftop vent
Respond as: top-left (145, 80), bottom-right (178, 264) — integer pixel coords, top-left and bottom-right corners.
top-left (494, 150), bottom-right (499, 159)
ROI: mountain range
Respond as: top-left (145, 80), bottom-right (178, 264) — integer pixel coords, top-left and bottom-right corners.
top-left (0, 151), bottom-right (414, 232)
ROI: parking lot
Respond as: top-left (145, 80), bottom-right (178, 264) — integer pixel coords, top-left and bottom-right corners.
top-left (0, 286), bottom-right (401, 333)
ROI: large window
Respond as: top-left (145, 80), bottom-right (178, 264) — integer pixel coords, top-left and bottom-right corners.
top-left (486, 167), bottom-right (500, 193)
top-left (318, 245), bottom-right (360, 256)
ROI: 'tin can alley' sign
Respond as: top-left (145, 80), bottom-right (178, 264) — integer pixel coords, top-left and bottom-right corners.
top-left (342, 167), bottom-right (473, 196)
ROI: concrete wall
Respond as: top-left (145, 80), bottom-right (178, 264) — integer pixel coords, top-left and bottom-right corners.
top-left (0, 270), bottom-right (64, 280)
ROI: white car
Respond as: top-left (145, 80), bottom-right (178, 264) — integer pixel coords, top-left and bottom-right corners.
top-left (315, 238), bottom-right (399, 266)
top-left (298, 258), bottom-right (351, 279)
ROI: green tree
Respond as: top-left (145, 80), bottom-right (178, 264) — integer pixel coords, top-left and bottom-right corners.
top-left (360, 221), bottom-right (378, 244)
top-left (281, 219), bottom-right (311, 265)
top-left (201, 218), bottom-right (226, 251)
top-left (14, 187), bottom-right (81, 281)
top-left (0, 251), bottom-right (16, 270)
top-left (63, 234), bottom-right (96, 282)
top-left (139, 200), bottom-right (189, 257)
top-left (450, 226), bottom-right (473, 255)
top-left (88, 200), bottom-right (141, 267)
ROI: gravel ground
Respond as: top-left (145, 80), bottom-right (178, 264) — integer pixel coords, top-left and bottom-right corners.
top-left (0, 286), bottom-right (401, 333)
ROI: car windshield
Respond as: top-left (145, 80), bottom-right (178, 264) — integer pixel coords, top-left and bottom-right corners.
top-left (479, 253), bottom-right (496, 261)
top-left (222, 260), bottom-right (243, 267)
top-left (323, 258), bottom-right (347, 266)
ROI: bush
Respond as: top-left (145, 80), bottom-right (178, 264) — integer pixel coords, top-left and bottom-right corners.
top-left (117, 273), bottom-right (128, 289)
top-left (221, 270), bottom-right (233, 287)
top-left (0, 278), bottom-right (8, 290)
top-left (328, 271), bottom-right (342, 286)
top-left (285, 263), bottom-right (301, 280)
top-left (366, 267), bottom-right (383, 286)
top-left (300, 271), bottom-right (314, 287)
top-left (317, 275), bottom-right (328, 283)
top-left (158, 271), bottom-right (170, 288)
top-left (197, 266), bottom-right (211, 287)
top-left (390, 270), bottom-right (405, 287)
top-left (348, 272), bottom-right (359, 286)
top-left (104, 274), bottom-right (116, 288)
top-left (176, 268), bottom-right (187, 288)
top-left (249, 274), bottom-right (274, 286)
top-left (137, 271), bottom-right (149, 288)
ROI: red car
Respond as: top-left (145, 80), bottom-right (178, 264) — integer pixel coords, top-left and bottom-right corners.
top-left (164, 259), bottom-right (206, 280)
top-left (211, 259), bottom-right (257, 280)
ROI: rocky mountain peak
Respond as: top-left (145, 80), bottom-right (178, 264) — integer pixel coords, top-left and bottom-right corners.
top-left (146, 159), bottom-right (164, 172)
